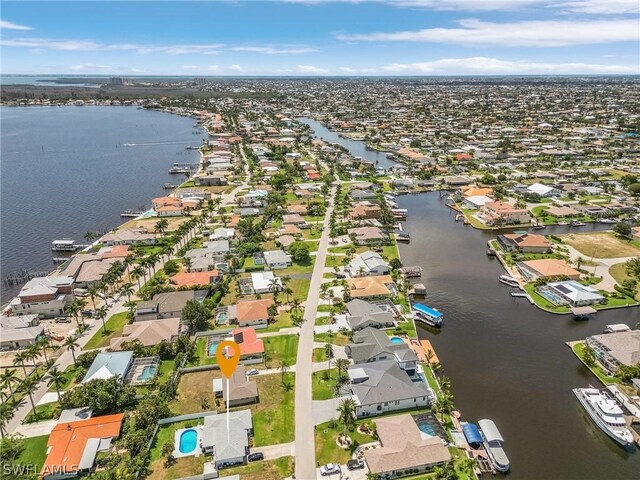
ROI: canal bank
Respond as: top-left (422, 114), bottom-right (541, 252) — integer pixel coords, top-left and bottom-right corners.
top-left (396, 192), bottom-right (639, 480)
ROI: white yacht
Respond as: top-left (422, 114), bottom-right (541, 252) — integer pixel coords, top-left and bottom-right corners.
top-left (478, 419), bottom-right (510, 473)
top-left (573, 387), bottom-right (636, 449)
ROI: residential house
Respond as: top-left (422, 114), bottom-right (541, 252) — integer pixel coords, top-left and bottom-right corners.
top-left (347, 251), bottom-right (390, 277)
top-left (201, 410), bottom-right (253, 469)
top-left (347, 275), bottom-right (395, 300)
top-left (497, 233), bottom-right (552, 253)
top-left (364, 415), bottom-right (451, 479)
top-left (347, 360), bottom-right (433, 417)
top-left (203, 240), bottom-right (231, 255)
top-left (481, 201), bottom-right (531, 225)
top-left (41, 413), bottom-right (125, 480)
top-left (0, 314), bottom-right (44, 350)
top-left (250, 271), bottom-right (282, 295)
top-left (263, 250), bottom-right (293, 269)
top-left (213, 365), bottom-right (259, 407)
top-left (527, 182), bottom-right (561, 197)
top-left (100, 227), bottom-right (157, 246)
top-left (346, 327), bottom-right (418, 376)
top-left (234, 298), bottom-right (274, 329)
top-left (135, 290), bottom-right (208, 321)
top-left (585, 331), bottom-right (640, 375)
top-left (169, 270), bottom-right (223, 288)
top-left (9, 276), bottom-right (73, 318)
top-left (345, 300), bottom-right (395, 331)
top-left (231, 327), bottom-right (265, 363)
top-left (349, 202), bottom-right (382, 221)
top-left (82, 351), bottom-right (134, 383)
top-left (517, 259), bottom-right (581, 282)
top-left (211, 227), bottom-right (236, 240)
top-left (348, 226), bottom-right (388, 246)
top-left (282, 214), bottom-right (308, 227)
top-left (545, 280), bottom-right (604, 306)
top-left (546, 206), bottom-right (580, 218)
top-left (109, 318), bottom-right (181, 351)
top-left (463, 195), bottom-right (493, 210)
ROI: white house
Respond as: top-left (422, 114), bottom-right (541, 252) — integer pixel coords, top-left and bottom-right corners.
top-left (527, 182), bottom-right (561, 197)
top-left (262, 250), bottom-right (293, 269)
top-left (250, 271), bottom-right (282, 294)
top-left (347, 251), bottom-right (390, 277)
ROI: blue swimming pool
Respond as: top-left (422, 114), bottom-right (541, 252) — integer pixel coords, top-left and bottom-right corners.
top-left (137, 365), bottom-right (157, 381)
top-left (178, 429), bottom-right (198, 454)
top-left (417, 421), bottom-right (437, 437)
top-left (390, 337), bottom-right (404, 344)
top-left (207, 341), bottom-right (219, 356)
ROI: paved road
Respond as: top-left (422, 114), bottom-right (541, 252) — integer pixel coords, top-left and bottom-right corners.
top-left (563, 244), bottom-right (635, 292)
top-left (257, 441), bottom-right (295, 461)
top-left (295, 184), bottom-right (336, 480)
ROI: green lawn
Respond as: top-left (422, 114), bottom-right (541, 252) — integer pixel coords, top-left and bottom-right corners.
top-left (289, 278), bottom-right (311, 300)
top-left (314, 332), bottom-right (351, 346)
top-left (315, 420), bottom-right (376, 465)
top-left (265, 311), bottom-right (295, 332)
top-left (148, 419), bottom-right (206, 480)
top-left (24, 402), bottom-right (59, 424)
top-left (223, 457), bottom-right (294, 480)
top-left (83, 312), bottom-right (130, 350)
top-left (263, 335), bottom-right (299, 366)
top-left (16, 435), bottom-right (49, 471)
top-left (609, 262), bottom-right (640, 300)
top-left (522, 283), bottom-right (570, 313)
top-left (312, 370), bottom-right (338, 400)
top-left (313, 347), bottom-right (328, 362)
top-left (189, 337), bottom-right (218, 366)
top-left (572, 342), bottom-right (621, 385)
top-left (252, 372), bottom-right (295, 446)
top-left (47, 363), bottom-right (83, 392)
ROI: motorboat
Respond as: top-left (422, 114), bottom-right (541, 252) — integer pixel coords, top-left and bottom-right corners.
top-left (573, 388), bottom-right (636, 449)
top-left (478, 419), bottom-right (510, 473)
top-left (570, 220), bottom-right (586, 227)
top-left (598, 218), bottom-right (618, 224)
top-left (412, 303), bottom-right (443, 327)
top-left (499, 275), bottom-right (520, 288)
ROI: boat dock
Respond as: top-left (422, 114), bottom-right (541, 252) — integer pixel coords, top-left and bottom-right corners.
top-left (121, 209), bottom-right (146, 217)
top-left (400, 266), bottom-right (423, 278)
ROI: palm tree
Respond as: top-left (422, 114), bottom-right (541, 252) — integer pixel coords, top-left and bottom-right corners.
top-left (95, 306), bottom-right (108, 333)
top-left (268, 278), bottom-right (280, 301)
top-left (65, 302), bottom-right (81, 328)
top-left (132, 265), bottom-right (145, 290)
top-left (336, 398), bottom-right (357, 437)
top-left (23, 344), bottom-right (41, 372)
top-left (36, 337), bottom-right (52, 366)
top-left (0, 369), bottom-right (19, 399)
top-left (155, 218), bottom-right (169, 234)
top-left (88, 287), bottom-right (99, 311)
top-left (262, 351), bottom-right (271, 369)
top-left (20, 376), bottom-right (39, 418)
top-left (279, 360), bottom-right (290, 383)
top-left (434, 393), bottom-right (455, 422)
top-left (46, 366), bottom-right (66, 399)
top-left (291, 298), bottom-right (303, 314)
top-left (120, 282), bottom-right (135, 303)
top-left (63, 336), bottom-right (79, 365)
top-left (324, 343), bottom-right (333, 373)
top-left (0, 403), bottom-right (15, 438)
top-left (148, 254), bottom-right (160, 276)
top-left (74, 298), bottom-right (88, 325)
top-left (12, 351), bottom-right (28, 377)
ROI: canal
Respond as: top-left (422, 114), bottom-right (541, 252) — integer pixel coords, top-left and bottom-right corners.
top-left (396, 192), bottom-right (639, 480)
top-left (297, 117), bottom-right (396, 169)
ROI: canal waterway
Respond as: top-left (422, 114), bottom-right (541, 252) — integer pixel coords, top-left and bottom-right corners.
top-left (297, 117), bottom-right (395, 169)
top-left (303, 118), bottom-right (640, 479)
top-left (0, 106), bottom-right (205, 302)
top-left (396, 192), bottom-right (639, 480)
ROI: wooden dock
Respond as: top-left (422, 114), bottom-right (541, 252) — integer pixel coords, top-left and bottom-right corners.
top-left (412, 339), bottom-right (440, 364)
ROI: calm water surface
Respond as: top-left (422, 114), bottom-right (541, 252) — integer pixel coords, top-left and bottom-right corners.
top-left (397, 192), bottom-right (639, 480)
top-left (298, 117), bottom-right (395, 169)
top-left (1, 106), bottom-right (205, 302)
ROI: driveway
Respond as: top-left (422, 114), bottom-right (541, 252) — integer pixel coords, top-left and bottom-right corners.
top-left (257, 441), bottom-right (295, 460)
top-left (313, 397), bottom-right (345, 425)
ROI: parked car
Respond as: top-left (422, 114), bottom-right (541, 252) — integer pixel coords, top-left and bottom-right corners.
top-left (247, 452), bottom-right (264, 462)
top-left (335, 273), bottom-right (346, 279)
top-left (320, 464), bottom-right (341, 476)
top-left (82, 310), bottom-right (94, 317)
top-left (54, 317), bottom-right (71, 323)
top-left (347, 459), bottom-right (364, 470)
top-left (247, 368), bottom-right (259, 376)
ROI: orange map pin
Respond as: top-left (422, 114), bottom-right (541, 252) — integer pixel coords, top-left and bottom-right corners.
top-left (216, 340), bottom-right (241, 378)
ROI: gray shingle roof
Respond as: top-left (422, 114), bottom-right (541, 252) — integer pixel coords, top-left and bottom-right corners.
top-left (348, 360), bottom-right (429, 406)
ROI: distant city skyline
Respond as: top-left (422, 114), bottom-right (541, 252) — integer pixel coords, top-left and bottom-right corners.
top-left (1, 0), bottom-right (639, 76)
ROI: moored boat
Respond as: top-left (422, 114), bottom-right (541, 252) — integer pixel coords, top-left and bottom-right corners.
top-left (412, 303), bottom-right (443, 327)
top-left (499, 275), bottom-right (520, 288)
top-left (573, 387), bottom-right (636, 449)
top-left (478, 419), bottom-right (510, 473)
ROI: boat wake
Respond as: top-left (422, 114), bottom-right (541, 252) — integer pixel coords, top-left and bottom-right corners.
top-left (123, 141), bottom-right (192, 147)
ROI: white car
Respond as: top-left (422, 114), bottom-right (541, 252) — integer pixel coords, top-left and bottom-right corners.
top-left (320, 464), bottom-right (341, 476)
top-left (247, 368), bottom-right (259, 376)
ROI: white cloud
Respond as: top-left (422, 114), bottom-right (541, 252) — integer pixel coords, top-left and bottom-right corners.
top-left (70, 63), bottom-right (113, 71)
top-left (0, 19), bottom-right (33, 31)
top-left (298, 64), bottom-right (330, 73)
top-left (377, 57), bottom-right (638, 74)
top-left (336, 18), bottom-right (640, 47)
top-left (227, 64), bottom-right (243, 71)
top-left (182, 64), bottom-right (245, 73)
top-left (553, 0), bottom-right (639, 14)
top-left (229, 46), bottom-right (318, 54)
top-left (0, 38), bottom-right (223, 54)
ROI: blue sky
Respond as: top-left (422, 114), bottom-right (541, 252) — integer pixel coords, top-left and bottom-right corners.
top-left (1, 1), bottom-right (639, 75)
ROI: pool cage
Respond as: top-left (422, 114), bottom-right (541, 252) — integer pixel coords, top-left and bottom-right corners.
top-left (125, 356), bottom-right (160, 385)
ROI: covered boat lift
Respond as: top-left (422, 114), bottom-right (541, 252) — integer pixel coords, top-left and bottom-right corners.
top-left (412, 303), bottom-right (443, 327)
top-left (571, 306), bottom-right (596, 320)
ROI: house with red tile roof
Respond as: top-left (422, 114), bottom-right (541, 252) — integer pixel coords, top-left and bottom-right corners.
top-left (41, 413), bottom-right (125, 479)
top-left (169, 270), bottom-right (222, 288)
top-left (235, 298), bottom-right (274, 329)
top-left (231, 327), bottom-right (265, 362)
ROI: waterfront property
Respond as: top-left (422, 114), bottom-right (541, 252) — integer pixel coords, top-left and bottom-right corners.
top-left (9, 276), bottom-right (73, 318)
top-left (585, 331), bottom-right (640, 376)
top-left (497, 233), bottom-right (552, 253)
top-left (480, 201), bottom-right (531, 226)
top-left (345, 299), bottom-right (395, 331)
top-left (540, 280), bottom-right (604, 307)
top-left (41, 413), bottom-right (125, 479)
top-left (0, 314), bottom-right (44, 350)
top-left (348, 226), bottom-right (389, 245)
top-left (347, 360), bottom-right (433, 417)
top-left (346, 251), bottom-right (390, 277)
top-left (100, 227), bottom-right (158, 246)
top-left (363, 414), bottom-right (451, 479)
top-left (516, 258), bottom-right (581, 282)
top-left (346, 327), bottom-right (418, 376)
top-left (346, 275), bottom-right (395, 300)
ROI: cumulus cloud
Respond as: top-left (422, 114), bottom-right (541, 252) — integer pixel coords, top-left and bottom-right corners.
top-left (336, 18), bottom-right (640, 47)
top-left (298, 64), bottom-right (330, 73)
top-left (229, 46), bottom-right (318, 54)
top-left (0, 38), bottom-right (223, 54)
top-left (0, 19), bottom-right (33, 30)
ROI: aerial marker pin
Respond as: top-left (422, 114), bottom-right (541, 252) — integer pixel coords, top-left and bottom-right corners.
top-left (216, 340), bottom-right (241, 378)
top-left (216, 340), bottom-right (241, 442)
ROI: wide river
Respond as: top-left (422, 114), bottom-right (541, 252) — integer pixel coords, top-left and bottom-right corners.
top-left (304, 118), bottom-right (639, 479)
top-left (0, 106), bottom-right (205, 302)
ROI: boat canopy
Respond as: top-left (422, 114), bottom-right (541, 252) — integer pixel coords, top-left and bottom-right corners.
top-left (462, 423), bottom-right (483, 445)
top-left (478, 419), bottom-right (504, 442)
top-left (412, 303), bottom-right (442, 318)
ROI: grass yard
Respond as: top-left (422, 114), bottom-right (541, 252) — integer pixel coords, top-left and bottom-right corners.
top-left (24, 401), bottom-right (59, 424)
top-left (263, 335), bottom-right (299, 366)
top-left (289, 278), bottom-right (311, 300)
top-left (562, 232), bottom-right (640, 258)
top-left (314, 332), bottom-right (351, 346)
top-left (251, 373), bottom-right (296, 446)
top-left (189, 337), bottom-right (218, 366)
top-left (523, 283), bottom-right (571, 314)
top-left (170, 370), bottom-right (220, 415)
top-left (16, 435), bottom-right (49, 471)
top-left (313, 348), bottom-right (329, 362)
top-left (609, 263), bottom-right (640, 300)
top-left (224, 457), bottom-right (294, 480)
top-left (315, 420), bottom-right (375, 465)
top-left (83, 312), bottom-right (129, 350)
top-left (572, 342), bottom-right (620, 385)
top-left (264, 310), bottom-right (295, 332)
top-left (47, 363), bottom-right (83, 392)
top-left (312, 370), bottom-right (338, 400)
top-left (148, 419), bottom-right (206, 480)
